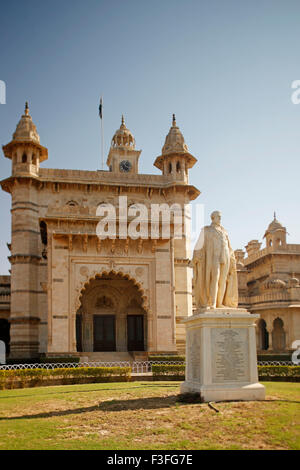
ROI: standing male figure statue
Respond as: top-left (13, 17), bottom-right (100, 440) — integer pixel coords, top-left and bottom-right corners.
top-left (193, 211), bottom-right (238, 309)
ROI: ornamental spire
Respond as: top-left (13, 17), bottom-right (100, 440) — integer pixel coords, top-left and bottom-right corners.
top-left (24, 101), bottom-right (29, 116)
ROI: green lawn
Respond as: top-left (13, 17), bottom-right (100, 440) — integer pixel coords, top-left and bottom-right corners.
top-left (0, 381), bottom-right (299, 450)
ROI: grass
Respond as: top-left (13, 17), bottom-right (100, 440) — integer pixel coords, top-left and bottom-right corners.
top-left (0, 381), bottom-right (299, 450)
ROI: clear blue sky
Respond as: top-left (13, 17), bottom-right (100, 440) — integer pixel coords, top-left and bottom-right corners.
top-left (1, 0), bottom-right (300, 273)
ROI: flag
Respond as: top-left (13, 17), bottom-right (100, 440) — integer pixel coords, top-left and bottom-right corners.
top-left (99, 97), bottom-right (103, 119)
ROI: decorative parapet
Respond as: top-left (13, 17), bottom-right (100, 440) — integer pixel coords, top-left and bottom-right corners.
top-left (244, 244), bottom-right (300, 265)
top-left (240, 289), bottom-right (300, 308)
top-left (39, 168), bottom-right (173, 186)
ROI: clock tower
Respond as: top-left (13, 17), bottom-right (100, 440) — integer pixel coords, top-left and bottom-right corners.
top-left (106, 116), bottom-right (141, 174)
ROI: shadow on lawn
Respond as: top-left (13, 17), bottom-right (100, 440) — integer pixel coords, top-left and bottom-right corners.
top-left (0, 383), bottom-right (178, 400)
top-left (0, 394), bottom-right (185, 421)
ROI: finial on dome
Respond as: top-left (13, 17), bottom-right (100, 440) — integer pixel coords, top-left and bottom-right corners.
top-left (121, 114), bottom-right (125, 126)
top-left (172, 114), bottom-right (176, 126)
top-left (25, 101), bottom-right (29, 116)
top-left (274, 211), bottom-right (277, 220)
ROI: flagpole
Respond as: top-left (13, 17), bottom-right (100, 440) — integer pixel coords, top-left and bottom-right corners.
top-left (101, 113), bottom-right (104, 170)
top-left (99, 96), bottom-right (104, 170)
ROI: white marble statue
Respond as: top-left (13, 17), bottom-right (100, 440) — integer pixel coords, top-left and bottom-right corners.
top-left (193, 211), bottom-right (238, 309)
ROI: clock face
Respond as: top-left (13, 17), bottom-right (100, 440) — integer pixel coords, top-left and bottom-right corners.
top-left (120, 160), bottom-right (132, 173)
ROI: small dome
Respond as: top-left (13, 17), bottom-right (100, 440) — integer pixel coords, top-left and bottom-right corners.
top-left (263, 213), bottom-right (286, 239)
top-left (162, 114), bottom-right (189, 155)
top-left (12, 102), bottom-right (40, 144)
top-left (111, 115), bottom-right (135, 149)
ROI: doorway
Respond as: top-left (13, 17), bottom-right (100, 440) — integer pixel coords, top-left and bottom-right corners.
top-left (127, 315), bottom-right (144, 351)
top-left (93, 315), bottom-right (116, 352)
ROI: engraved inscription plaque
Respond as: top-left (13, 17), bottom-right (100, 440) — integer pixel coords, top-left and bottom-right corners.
top-left (188, 329), bottom-right (200, 381)
top-left (211, 328), bottom-right (250, 383)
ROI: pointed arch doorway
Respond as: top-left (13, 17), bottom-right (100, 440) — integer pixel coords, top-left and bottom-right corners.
top-left (76, 272), bottom-right (147, 353)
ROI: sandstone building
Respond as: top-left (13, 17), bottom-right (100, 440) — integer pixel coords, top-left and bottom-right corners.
top-left (1, 104), bottom-right (299, 360)
top-left (0, 104), bottom-right (199, 359)
top-left (236, 215), bottom-right (300, 354)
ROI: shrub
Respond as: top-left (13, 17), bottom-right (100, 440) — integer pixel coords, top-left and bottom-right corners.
top-left (258, 365), bottom-right (300, 377)
top-left (152, 364), bottom-right (185, 376)
top-left (149, 356), bottom-right (185, 362)
top-left (151, 364), bottom-right (300, 380)
top-left (0, 366), bottom-right (131, 390)
top-left (40, 357), bottom-right (80, 364)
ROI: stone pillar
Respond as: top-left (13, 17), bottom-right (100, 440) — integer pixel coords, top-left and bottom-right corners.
top-left (181, 308), bottom-right (265, 402)
top-left (117, 313), bottom-right (127, 351)
top-left (9, 180), bottom-right (41, 358)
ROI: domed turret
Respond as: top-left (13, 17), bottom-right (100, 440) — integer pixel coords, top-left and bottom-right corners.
top-left (2, 102), bottom-right (48, 176)
top-left (154, 115), bottom-right (197, 182)
top-left (264, 213), bottom-right (287, 248)
top-left (161, 114), bottom-right (189, 155)
top-left (106, 115), bottom-right (141, 174)
top-left (111, 115), bottom-right (135, 150)
top-left (12, 102), bottom-right (41, 144)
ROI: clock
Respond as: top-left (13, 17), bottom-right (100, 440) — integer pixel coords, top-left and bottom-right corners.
top-left (119, 160), bottom-right (132, 173)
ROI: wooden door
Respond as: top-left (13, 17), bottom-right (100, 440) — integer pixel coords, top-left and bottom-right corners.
top-left (93, 315), bottom-right (116, 351)
top-left (127, 315), bottom-right (144, 351)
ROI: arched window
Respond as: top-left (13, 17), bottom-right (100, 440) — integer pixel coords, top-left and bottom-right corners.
top-left (258, 319), bottom-right (269, 350)
top-left (272, 318), bottom-right (286, 351)
top-left (176, 161), bottom-right (181, 172)
top-left (0, 319), bottom-right (10, 355)
top-left (168, 162), bottom-right (172, 173)
top-left (269, 240), bottom-right (272, 247)
top-left (22, 153), bottom-right (27, 163)
top-left (40, 221), bottom-right (48, 246)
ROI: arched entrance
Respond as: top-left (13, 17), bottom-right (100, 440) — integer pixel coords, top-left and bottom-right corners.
top-left (0, 319), bottom-right (10, 355)
top-left (76, 272), bottom-right (147, 353)
top-left (272, 317), bottom-right (286, 352)
top-left (257, 319), bottom-right (269, 351)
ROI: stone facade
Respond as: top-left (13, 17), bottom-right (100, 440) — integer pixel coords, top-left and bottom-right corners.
top-left (0, 105), bottom-right (199, 359)
top-left (236, 215), bottom-right (300, 354)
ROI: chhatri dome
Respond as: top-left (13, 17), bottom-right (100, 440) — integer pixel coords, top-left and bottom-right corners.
top-left (161, 114), bottom-right (189, 155)
top-left (264, 213), bottom-right (286, 238)
top-left (154, 114), bottom-right (197, 172)
top-left (12, 102), bottom-right (41, 144)
top-left (111, 115), bottom-right (135, 149)
top-left (2, 102), bottom-right (48, 162)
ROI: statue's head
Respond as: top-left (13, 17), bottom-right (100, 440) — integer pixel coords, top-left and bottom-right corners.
top-left (211, 211), bottom-right (221, 225)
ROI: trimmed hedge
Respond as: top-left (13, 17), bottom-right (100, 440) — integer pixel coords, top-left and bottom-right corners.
top-left (0, 366), bottom-right (131, 390)
top-left (6, 356), bottom-right (80, 365)
top-left (152, 364), bottom-right (185, 376)
top-left (258, 365), bottom-right (300, 377)
top-left (151, 364), bottom-right (300, 380)
top-left (40, 357), bottom-right (80, 364)
top-left (257, 354), bottom-right (292, 362)
top-left (149, 356), bottom-right (185, 362)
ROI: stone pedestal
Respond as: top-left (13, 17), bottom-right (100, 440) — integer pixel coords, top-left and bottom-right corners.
top-left (181, 308), bottom-right (265, 402)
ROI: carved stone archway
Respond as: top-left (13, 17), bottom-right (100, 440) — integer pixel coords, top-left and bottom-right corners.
top-left (76, 271), bottom-right (148, 353)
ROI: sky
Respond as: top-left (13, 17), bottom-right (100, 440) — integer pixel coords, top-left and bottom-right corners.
top-left (1, 0), bottom-right (300, 273)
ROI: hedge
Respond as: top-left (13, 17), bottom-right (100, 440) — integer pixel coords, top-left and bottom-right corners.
top-left (152, 364), bottom-right (300, 379)
top-left (257, 354), bottom-right (292, 362)
top-left (0, 367), bottom-right (131, 390)
top-left (149, 356), bottom-right (185, 362)
top-left (6, 356), bottom-right (80, 365)
top-left (258, 365), bottom-right (300, 377)
top-left (152, 364), bottom-right (185, 376)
